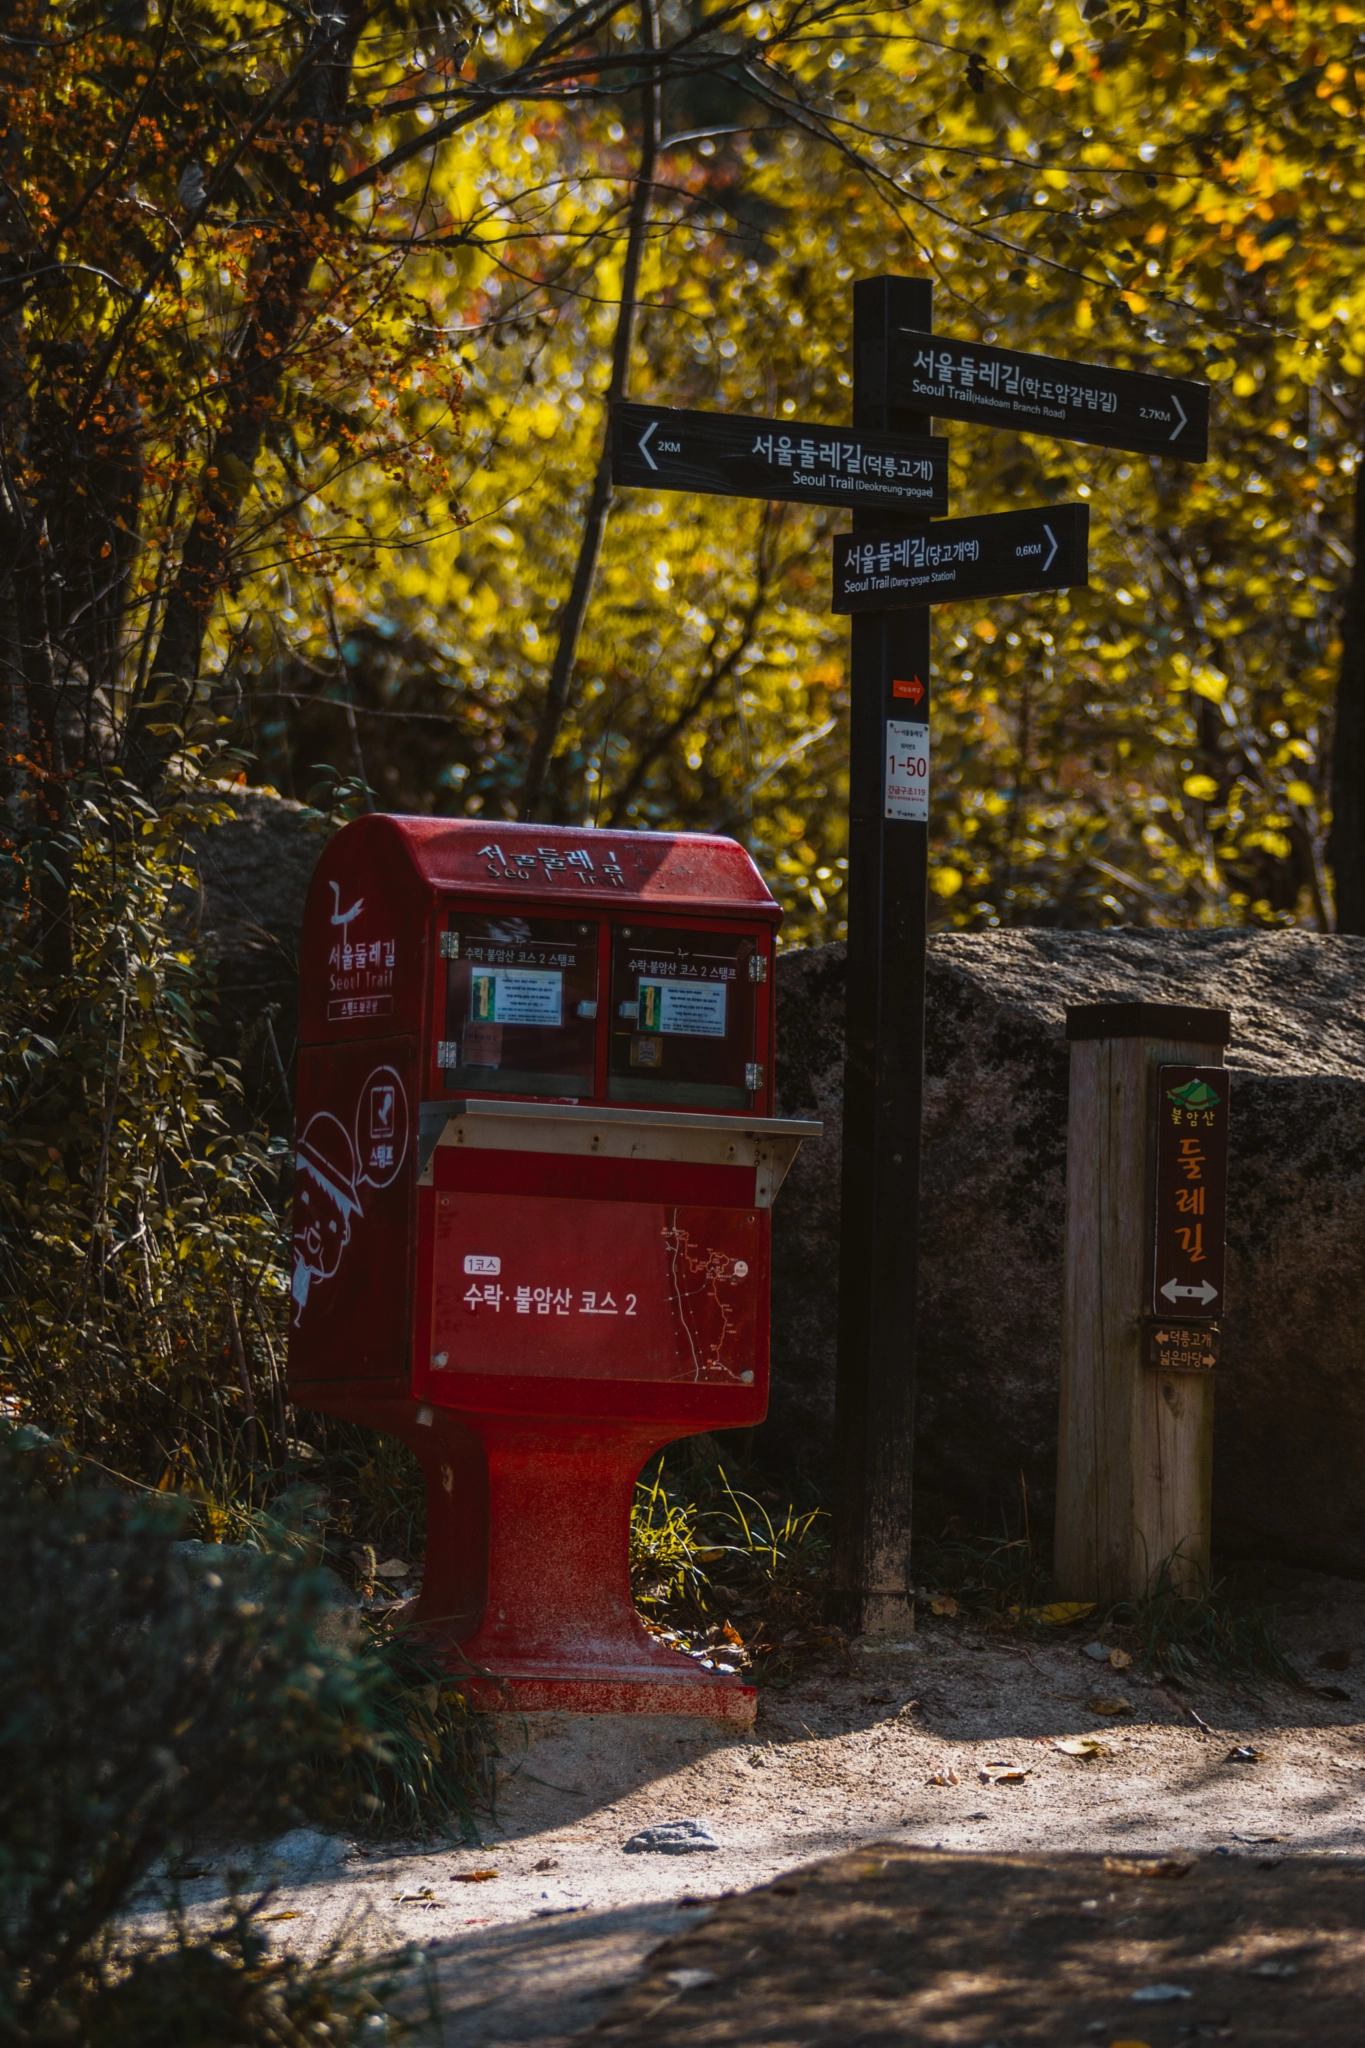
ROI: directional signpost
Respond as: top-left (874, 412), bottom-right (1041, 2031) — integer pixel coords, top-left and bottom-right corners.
top-left (607, 278), bottom-right (1212, 1636)
top-left (1152, 1065), bottom-right (1229, 1320)
top-left (611, 402), bottom-right (949, 515)
top-left (830, 503), bottom-right (1089, 614)
top-left (880, 331), bottom-right (1210, 462)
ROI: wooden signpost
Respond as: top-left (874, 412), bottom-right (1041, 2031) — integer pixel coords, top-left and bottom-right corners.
top-left (609, 279), bottom-right (1212, 1635)
top-left (1053, 1005), bottom-right (1229, 1605)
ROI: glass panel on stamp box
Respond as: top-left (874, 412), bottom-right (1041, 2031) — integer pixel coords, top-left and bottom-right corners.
top-left (608, 925), bottom-right (757, 1110)
top-left (442, 915), bottom-right (599, 1097)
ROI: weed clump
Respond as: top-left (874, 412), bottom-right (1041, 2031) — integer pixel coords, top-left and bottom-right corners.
top-left (630, 1451), bottom-right (831, 1680)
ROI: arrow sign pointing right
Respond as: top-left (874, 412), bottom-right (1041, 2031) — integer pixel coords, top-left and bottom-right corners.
top-left (1170, 391), bottom-right (1187, 442)
top-left (1042, 523), bottom-right (1057, 571)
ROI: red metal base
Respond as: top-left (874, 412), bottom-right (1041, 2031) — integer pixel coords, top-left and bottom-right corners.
top-left (302, 1390), bottom-right (753, 1721)
top-left (450, 1669), bottom-right (756, 1721)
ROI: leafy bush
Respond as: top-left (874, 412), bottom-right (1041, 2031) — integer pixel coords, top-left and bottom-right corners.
top-left (0, 774), bottom-right (290, 1497)
top-left (0, 1444), bottom-right (416, 2043)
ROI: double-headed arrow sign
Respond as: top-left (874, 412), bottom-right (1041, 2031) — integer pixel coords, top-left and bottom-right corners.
top-left (612, 402), bottom-right (949, 516)
top-left (876, 330), bottom-right (1210, 464)
top-left (831, 503), bottom-right (1090, 613)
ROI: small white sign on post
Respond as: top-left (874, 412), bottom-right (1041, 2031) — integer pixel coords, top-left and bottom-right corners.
top-left (885, 720), bottom-right (929, 822)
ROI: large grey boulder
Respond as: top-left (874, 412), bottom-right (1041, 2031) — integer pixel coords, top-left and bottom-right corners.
top-left (772, 929), bottom-right (1365, 1577)
top-left (189, 788), bottom-right (323, 1075)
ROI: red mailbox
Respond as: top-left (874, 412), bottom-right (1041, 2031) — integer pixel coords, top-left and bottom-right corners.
top-left (288, 816), bottom-right (818, 1720)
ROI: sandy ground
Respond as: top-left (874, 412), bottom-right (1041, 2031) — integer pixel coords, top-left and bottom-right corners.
top-left (591, 1842), bottom-right (1365, 2045)
top-left (136, 1562), bottom-right (1365, 2042)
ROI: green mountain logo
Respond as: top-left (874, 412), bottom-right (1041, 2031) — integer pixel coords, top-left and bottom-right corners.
top-left (1167, 1078), bottom-right (1221, 1109)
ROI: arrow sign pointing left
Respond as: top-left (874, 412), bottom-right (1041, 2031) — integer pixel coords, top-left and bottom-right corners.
top-left (611, 402), bottom-right (949, 514)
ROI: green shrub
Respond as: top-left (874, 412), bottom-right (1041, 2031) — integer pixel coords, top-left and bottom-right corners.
top-left (0, 1444), bottom-right (422, 2042)
top-left (0, 773), bottom-right (291, 1498)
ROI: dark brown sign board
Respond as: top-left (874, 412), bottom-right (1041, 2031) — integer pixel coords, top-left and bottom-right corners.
top-left (829, 503), bottom-right (1089, 614)
top-left (611, 402), bottom-right (949, 515)
top-left (1146, 1321), bottom-right (1220, 1374)
top-left (881, 330), bottom-right (1211, 463)
top-left (1152, 1064), bottom-right (1229, 1318)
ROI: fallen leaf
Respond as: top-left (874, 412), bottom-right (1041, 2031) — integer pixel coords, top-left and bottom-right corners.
top-left (1318, 1649), bottom-right (1351, 1671)
top-left (1316, 1685), bottom-right (1351, 1702)
top-left (1226, 1745), bottom-right (1263, 1763)
top-left (393, 1890), bottom-right (444, 1908)
top-left (720, 1622), bottom-right (744, 1646)
top-left (1087, 1696), bottom-right (1134, 1716)
top-left (980, 1761), bottom-right (1030, 1783)
top-left (1007, 1601), bottom-right (1095, 1626)
top-left (1104, 1856), bottom-right (1195, 1880)
top-left (374, 1558), bottom-right (410, 1578)
top-left (930, 1595), bottom-right (958, 1618)
top-left (452, 1869), bottom-right (500, 1883)
top-left (261, 1911), bottom-right (302, 1922)
top-left (927, 1769), bottom-right (961, 1786)
top-left (665, 1968), bottom-right (717, 1991)
top-left (1109, 1648), bottom-right (1133, 1670)
top-left (1052, 1736), bottom-right (1110, 1759)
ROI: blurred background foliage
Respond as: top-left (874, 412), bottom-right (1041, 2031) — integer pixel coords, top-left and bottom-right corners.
top-left (220, 0), bottom-right (1364, 941)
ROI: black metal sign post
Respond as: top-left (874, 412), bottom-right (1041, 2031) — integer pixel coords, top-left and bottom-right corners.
top-left (604, 291), bottom-right (1199, 1639)
top-left (611, 402), bottom-right (949, 516)
top-left (829, 274), bottom-right (933, 1638)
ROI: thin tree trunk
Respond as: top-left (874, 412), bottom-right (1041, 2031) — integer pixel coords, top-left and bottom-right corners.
top-left (1330, 455), bottom-right (1365, 930)
top-left (517, 0), bottom-right (659, 823)
top-left (123, 2), bottom-right (367, 795)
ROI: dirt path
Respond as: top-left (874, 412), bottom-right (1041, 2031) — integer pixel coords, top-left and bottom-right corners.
top-left (589, 1842), bottom-right (1365, 2045)
top-left (141, 1564), bottom-right (1365, 2042)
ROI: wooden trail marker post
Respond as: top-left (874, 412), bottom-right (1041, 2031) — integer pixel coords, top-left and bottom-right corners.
top-left (1053, 1002), bottom-right (1230, 1605)
top-left (612, 281), bottom-right (1208, 1635)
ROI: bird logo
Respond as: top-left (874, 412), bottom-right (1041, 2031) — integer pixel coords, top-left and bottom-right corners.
top-left (329, 879), bottom-right (364, 944)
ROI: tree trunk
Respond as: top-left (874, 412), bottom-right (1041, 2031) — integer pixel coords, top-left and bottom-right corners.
top-left (1330, 457), bottom-right (1365, 931)
top-left (122, 2), bottom-right (368, 795)
top-left (517, 0), bottom-right (659, 823)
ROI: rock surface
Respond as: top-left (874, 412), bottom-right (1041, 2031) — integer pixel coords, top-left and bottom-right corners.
top-left (772, 928), bottom-right (1365, 1575)
top-left (191, 787), bottom-right (321, 1073)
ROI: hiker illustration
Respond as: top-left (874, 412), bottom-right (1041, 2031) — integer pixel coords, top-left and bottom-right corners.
top-left (292, 1111), bottom-right (363, 1322)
